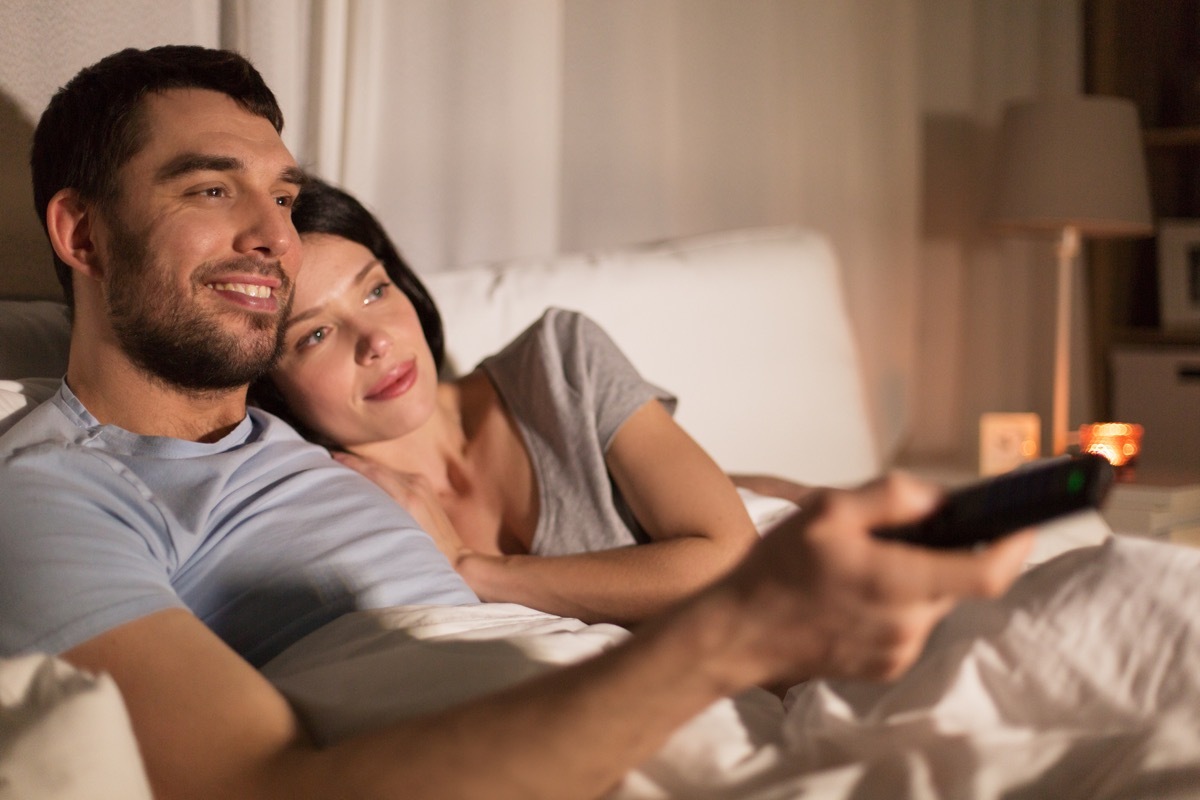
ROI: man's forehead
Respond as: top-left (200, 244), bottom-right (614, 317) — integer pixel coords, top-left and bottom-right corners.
top-left (131, 87), bottom-right (297, 175)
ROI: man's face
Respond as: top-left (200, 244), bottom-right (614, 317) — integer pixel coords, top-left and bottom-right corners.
top-left (94, 88), bottom-right (304, 392)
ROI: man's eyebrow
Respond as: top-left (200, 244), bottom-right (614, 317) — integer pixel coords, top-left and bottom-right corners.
top-left (285, 259), bottom-right (384, 331)
top-left (154, 153), bottom-right (243, 183)
top-left (154, 157), bottom-right (307, 188)
top-left (280, 166), bottom-right (308, 187)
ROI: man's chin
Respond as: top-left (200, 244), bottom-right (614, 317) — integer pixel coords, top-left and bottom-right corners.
top-left (210, 296), bottom-right (285, 330)
top-left (124, 325), bottom-right (284, 393)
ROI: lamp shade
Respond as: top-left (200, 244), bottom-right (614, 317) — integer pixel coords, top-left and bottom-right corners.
top-left (991, 96), bottom-right (1153, 237)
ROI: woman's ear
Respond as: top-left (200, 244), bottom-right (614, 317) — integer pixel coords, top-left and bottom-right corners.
top-left (44, 188), bottom-right (103, 279)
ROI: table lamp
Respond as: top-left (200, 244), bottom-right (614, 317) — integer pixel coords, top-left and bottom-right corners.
top-left (990, 95), bottom-right (1153, 455)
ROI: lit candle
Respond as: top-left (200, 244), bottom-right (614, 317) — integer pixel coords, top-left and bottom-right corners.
top-left (1079, 422), bottom-right (1143, 467)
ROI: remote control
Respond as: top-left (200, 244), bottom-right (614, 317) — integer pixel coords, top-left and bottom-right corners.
top-left (873, 454), bottom-right (1115, 550)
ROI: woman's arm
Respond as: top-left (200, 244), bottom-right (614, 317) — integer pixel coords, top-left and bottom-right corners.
top-left (729, 473), bottom-right (821, 506)
top-left (455, 399), bottom-right (760, 624)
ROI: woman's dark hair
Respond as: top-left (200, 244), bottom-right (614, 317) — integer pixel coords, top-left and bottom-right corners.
top-left (248, 178), bottom-right (446, 439)
top-left (288, 178), bottom-right (445, 368)
top-left (32, 45), bottom-right (284, 308)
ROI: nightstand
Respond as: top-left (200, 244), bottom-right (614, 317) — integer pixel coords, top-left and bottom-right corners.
top-left (1112, 346), bottom-right (1200, 475)
top-left (1101, 471), bottom-right (1200, 547)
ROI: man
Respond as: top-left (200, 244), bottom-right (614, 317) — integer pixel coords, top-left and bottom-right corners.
top-left (0, 46), bottom-right (1031, 799)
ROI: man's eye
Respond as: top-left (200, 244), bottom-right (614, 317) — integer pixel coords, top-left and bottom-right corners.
top-left (200, 186), bottom-right (227, 198)
top-left (276, 194), bottom-right (297, 208)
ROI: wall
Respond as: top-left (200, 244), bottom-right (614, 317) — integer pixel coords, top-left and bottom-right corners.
top-left (0, 0), bottom-right (218, 299)
top-left (910, 0), bottom-right (1090, 463)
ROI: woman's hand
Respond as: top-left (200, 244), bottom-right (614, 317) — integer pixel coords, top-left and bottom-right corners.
top-left (332, 451), bottom-right (472, 567)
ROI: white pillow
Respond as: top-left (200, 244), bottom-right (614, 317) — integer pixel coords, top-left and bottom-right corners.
top-left (0, 300), bottom-right (70, 380)
top-left (0, 378), bottom-right (59, 436)
top-left (0, 654), bottom-right (152, 800)
top-left (425, 227), bottom-right (879, 487)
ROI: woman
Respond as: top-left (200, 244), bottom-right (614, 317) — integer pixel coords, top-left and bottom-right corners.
top-left (253, 179), bottom-right (784, 625)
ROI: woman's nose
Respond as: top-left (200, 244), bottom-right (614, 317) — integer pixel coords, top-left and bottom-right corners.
top-left (356, 328), bottom-right (392, 364)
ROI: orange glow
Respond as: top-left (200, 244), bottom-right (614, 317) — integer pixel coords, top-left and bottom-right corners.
top-left (1079, 422), bottom-right (1143, 467)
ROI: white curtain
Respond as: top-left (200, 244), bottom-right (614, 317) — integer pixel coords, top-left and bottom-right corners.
top-left (235, 0), bottom-right (925, 462)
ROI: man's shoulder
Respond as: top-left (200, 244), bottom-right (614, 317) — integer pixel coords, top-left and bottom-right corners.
top-left (0, 384), bottom-right (75, 456)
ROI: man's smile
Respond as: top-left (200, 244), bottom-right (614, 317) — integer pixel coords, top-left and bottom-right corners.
top-left (207, 281), bottom-right (274, 298)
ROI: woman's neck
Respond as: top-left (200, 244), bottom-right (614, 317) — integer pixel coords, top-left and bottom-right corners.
top-left (347, 381), bottom-right (468, 493)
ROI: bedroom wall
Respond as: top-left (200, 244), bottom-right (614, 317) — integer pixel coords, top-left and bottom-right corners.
top-left (0, 0), bottom-right (218, 299)
top-left (910, 0), bottom-right (1089, 462)
top-left (0, 0), bottom-right (1082, 471)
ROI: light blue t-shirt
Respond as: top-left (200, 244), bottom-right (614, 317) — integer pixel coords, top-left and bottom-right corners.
top-left (0, 383), bottom-right (478, 665)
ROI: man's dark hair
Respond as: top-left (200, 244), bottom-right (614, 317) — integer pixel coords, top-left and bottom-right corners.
top-left (31, 45), bottom-right (284, 307)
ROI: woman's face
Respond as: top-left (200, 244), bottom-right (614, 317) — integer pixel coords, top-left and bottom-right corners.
top-left (270, 233), bottom-right (439, 447)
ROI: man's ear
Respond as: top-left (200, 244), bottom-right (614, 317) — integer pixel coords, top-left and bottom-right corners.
top-left (45, 188), bottom-right (104, 279)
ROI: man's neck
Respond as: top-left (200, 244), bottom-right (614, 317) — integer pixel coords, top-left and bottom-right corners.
top-left (66, 342), bottom-right (250, 443)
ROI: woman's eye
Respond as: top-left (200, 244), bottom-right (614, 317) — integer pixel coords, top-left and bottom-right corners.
top-left (364, 281), bottom-right (393, 304)
top-left (297, 327), bottom-right (328, 350)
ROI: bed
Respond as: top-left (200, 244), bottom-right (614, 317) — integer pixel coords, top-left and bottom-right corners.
top-left (3, 227), bottom-right (1197, 799)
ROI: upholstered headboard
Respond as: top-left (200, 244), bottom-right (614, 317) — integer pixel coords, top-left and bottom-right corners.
top-left (0, 227), bottom-right (879, 486)
top-left (425, 227), bottom-right (878, 485)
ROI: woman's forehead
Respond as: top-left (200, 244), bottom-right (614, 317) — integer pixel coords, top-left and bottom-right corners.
top-left (292, 234), bottom-right (382, 308)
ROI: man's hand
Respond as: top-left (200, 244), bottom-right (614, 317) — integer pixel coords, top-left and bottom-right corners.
top-left (693, 471), bottom-right (1034, 691)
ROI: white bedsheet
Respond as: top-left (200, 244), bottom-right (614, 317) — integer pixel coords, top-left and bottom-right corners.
top-left (263, 536), bottom-right (1200, 799)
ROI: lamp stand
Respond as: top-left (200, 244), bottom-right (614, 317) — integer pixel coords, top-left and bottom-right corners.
top-left (1051, 225), bottom-right (1080, 455)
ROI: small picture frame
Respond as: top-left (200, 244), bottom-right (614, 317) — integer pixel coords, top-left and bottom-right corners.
top-left (979, 412), bottom-right (1040, 476)
top-left (1157, 219), bottom-right (1200, 330)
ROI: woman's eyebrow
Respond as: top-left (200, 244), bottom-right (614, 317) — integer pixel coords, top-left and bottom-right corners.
top-left (285, 259), bottom-right (382, 331)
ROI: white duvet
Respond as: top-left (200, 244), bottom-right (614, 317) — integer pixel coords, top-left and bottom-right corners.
top-left (263, 535), bottom-right (1200, 799)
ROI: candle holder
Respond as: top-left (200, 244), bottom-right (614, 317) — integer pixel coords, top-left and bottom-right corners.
top-left (1079, 422), bottom-right (1143, 478)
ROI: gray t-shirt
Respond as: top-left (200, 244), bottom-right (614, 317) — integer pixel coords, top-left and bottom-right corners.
top-left (0, 383), bottom-right (478, 665)
top-left (480, 308), bottom-right (676, 556)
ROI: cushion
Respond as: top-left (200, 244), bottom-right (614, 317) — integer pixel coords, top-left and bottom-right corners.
top-left (0, 653), bottom-right (152, 799)
top-left (0, 300), bottom-right (70, 380)
top-left (0, 378), bottom-right (59, 436)
top-left (0, 227), bottom-right (880, 486)
top-left (425, 227), bottom-right (879, 486)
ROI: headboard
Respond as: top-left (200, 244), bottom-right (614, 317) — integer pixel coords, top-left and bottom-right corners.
top-left (0, 227), bottom-right (880, 486)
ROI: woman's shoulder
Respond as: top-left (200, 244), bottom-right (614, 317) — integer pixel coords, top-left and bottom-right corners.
top-left (484, 308), bottom-right (610, 362)
top-left (531, 307), bottom-right (602, 338)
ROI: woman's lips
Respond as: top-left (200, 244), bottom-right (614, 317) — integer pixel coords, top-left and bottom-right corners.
top-left (364, 359), bottom-right (418, 401)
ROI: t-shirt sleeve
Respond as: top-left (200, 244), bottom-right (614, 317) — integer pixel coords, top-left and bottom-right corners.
top-left (0, 443), bottom-right (184, 656)
top-left (487, 308), bottom-right (676, 452)
top-left (564, 310), bottom-right (677, 450)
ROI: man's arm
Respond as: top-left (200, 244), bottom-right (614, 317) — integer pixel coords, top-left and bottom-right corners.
top-left (65, 605), bottom-right (727, 800)
top-left (65, 473), bottom-right (1032, 800)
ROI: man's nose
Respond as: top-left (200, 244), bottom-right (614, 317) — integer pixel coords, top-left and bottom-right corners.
top-left (234, 195), bottom-right (297, 259)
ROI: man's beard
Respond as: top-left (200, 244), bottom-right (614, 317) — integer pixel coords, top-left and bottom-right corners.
top-left (103, 215), bottom-right (293, 393)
